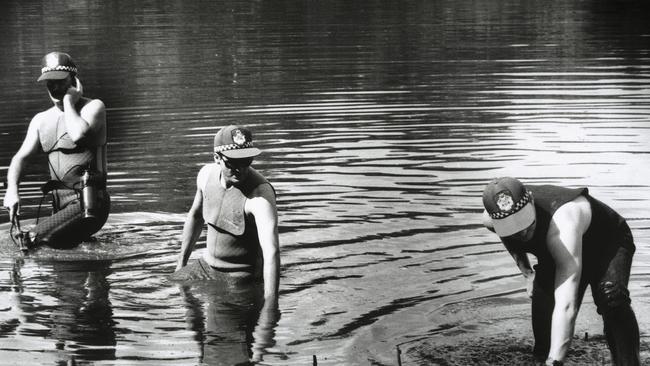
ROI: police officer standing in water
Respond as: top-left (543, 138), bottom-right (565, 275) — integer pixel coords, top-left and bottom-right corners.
top-left (173, 125), bottom-right (280, 304)
top-left (482, 177), bottom-right (640, 365)
top-left (3, 52), bottom-right (109, 250)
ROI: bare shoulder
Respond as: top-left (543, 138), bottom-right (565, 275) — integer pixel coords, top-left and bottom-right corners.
top-left (82, 98), bottom-right (105, 111)
top-left (249, 182), bottom-right (276, 203)
top-left (27, 109), bottom-right (55, 137)
top-left (32, 107), bottom-right (57, 124)
top-left (80, 98), bottom-right (106, 120)
top-left (197, 163), bottom-right (217, 189)
top-left (551, 195), bottom-right (592, 234)
top-left (245, 182), bottom-right (277, 217)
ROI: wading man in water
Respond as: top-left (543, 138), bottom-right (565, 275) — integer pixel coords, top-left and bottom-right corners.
top-left (3, 52), bottom-right (109, 250)
top-left (482, 177), bottom-right (640, 366)
top-left (172, 125), bottom-right (280, 356)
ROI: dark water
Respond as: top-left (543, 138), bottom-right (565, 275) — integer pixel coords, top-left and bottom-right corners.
top-left (1, 1), bottom-right (649, 364)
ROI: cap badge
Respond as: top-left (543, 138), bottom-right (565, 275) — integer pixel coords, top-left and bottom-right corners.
top-left (496, 191), bottom-right (514, 212)
top-left (232, 129), bottom-right (246, 146)
top-left (45, 53), bottom-right (60, 67)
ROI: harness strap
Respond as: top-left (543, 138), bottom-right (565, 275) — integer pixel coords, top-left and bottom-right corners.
top-left (40, 180), bottom-right (71, 194)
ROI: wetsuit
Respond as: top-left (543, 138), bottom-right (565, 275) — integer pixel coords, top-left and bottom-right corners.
top-left (171, 166), bottom-right (273, 281)
top-left (36, 100), bottom-right (110, 248)
top-left (503, 185), bottom-right (639, 365)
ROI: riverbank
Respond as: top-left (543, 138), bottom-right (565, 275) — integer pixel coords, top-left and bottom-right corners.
top-left (400, 293), bottom-right (650, 365)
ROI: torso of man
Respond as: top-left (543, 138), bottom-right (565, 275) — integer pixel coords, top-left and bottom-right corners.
top-left (37, 98), bottom-right (107, 144)
top-left (197, 163), bottom-right (274, 272)
top-left (483, 193), bottom-right (592, 264)
top-left (36, 98), bottom-right (108, 173)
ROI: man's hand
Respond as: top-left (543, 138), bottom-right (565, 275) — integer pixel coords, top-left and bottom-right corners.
top-left (3, 188), bottom-right (20, 222)
top-left (545, 357), bottom-right (564, 365)
top-left (63, 81), bottom-right (82, 106)
top-left (526, 270), bottom-right (536, 298)
top-left (175, 258), bottom-right (186, 272)
top-left (250, 295), bottom-right (280, 362)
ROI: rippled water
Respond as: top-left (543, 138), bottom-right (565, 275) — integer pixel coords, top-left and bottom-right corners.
top-left (0, 1), bottom-right (649, 365)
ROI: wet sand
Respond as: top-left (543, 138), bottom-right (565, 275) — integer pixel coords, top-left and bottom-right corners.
top-left (400, 293), bottom-right (650, 365)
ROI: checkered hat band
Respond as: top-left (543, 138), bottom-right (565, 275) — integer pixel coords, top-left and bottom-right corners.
top-left (214, 141), bottom-right (254, 153)
top-left (489, 191), bottom-right (532, 219)
top-left (41, 65), bottom-right (77, 74)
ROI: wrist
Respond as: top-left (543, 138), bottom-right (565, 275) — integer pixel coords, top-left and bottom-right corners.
top-left (523, 269), bottom-right (534, 278)
top-left (63, 94), bottom-right (77, 107)
top-left (264, 293), bottom-right (279, 303)
top-left (545, 357), bottom-right (563, 366)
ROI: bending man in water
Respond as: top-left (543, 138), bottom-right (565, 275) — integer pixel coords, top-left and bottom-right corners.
top-left (172, 125), bottom-right (280, 359)
top-left (3, 52), bottom-right (109, 249)
top-left (482, 177), bottom-right (640, 366)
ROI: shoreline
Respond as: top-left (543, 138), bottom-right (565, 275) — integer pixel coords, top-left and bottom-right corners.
top-left (400, 293), bottom-right (650, 365)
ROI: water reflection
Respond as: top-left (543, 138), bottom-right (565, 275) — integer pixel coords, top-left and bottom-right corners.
top-left (49, 261), bottom-right (115, 361)
top-left (0, 0), bottom-right (649, 364)
top-left (0, 259), bottom-right (115, 364)
top-left (178, 281), bottom-right (279, 365)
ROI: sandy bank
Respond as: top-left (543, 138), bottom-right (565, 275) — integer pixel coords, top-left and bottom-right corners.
top-left (401, 293), bottom-right (650, 365)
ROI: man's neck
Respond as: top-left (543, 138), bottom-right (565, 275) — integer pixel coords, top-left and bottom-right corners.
top-left (220, 173), bottom-right (230, 189)
top-left (219, 171), bottom-right (244, 190)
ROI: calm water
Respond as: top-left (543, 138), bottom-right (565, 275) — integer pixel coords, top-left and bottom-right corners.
top-left (1, 1), bottom-right (650, 365)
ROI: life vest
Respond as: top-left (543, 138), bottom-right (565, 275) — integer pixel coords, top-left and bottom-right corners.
top-left (39, 100), bottom-right (105, 209)
top-left (202, 165), bottom-right (273, 269)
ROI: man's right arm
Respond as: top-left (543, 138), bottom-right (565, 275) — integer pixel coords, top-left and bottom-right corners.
top-left (3, 116), bottom-right (41, 221)
top-left (483, 210), bottom-right (535, 296)
top-left (175, 168), bottom-right (206, 271)
top-left (509, 250), bottom-right (536, 297)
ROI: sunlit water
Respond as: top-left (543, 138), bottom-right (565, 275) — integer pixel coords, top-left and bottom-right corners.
top-left (0, 1), bottom-right (649, 365)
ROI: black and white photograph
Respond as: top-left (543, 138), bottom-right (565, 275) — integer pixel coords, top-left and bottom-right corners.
top-left (0, 1), bottom-right (649, 365)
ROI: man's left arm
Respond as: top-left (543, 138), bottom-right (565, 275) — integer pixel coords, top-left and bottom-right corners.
top-left (546, 197), bottom-right (592, 364)
top-left (247, 183), bottom-right (281, 362)
top-left (249, 183), bottom-right (280, 300)
top-left (63, 81), bottom-right (106, 145)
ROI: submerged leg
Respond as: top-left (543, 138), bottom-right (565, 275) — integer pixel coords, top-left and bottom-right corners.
top-left (34, 191), bottom-right (109, 248)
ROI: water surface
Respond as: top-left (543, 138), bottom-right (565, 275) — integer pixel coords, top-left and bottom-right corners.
top-left (0, 1), bottom-right (649, 365)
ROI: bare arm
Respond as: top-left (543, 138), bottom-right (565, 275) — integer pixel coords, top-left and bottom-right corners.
top-left (510, 250), bottom-right (536, 297)
top-left (3, 116), bottom-right (41, 220)
top-left (175, 168), bottom-right (206, 271)
top-left (248, 183), bottom-right (280, 300)
top-left (247, 183), bottom-right (281, 361)
top-left (509, 250), bottom-right (534, 277)
top-left (250, 289), bottom-right (280, 363)
top-left (483, 210), bottom-right (535, 296)
top-left (63, 80), bottom-right (106, 145)
top-left (546, 197), bottom-right (591, 363)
